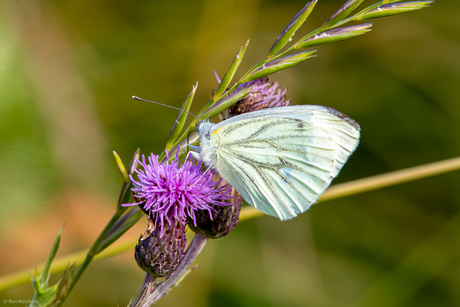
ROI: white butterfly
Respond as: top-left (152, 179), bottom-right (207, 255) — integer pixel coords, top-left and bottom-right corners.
top-left (191, 105), bottom-right (360, 220)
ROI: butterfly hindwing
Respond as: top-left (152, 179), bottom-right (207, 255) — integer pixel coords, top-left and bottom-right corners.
top-left (208, 105), bottom-right (360, 220)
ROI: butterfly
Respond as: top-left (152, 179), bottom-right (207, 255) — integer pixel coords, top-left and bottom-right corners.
top-left (191, 105), bottom-right (360, 220)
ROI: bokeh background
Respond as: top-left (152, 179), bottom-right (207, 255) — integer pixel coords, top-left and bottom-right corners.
top-left (1, 0), bottom-right (459, 306)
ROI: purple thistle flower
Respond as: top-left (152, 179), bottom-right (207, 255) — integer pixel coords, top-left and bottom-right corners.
top-left (123, 150), bottom-right (232, 235)
top-left (222, 77), bottom-right (291, 119)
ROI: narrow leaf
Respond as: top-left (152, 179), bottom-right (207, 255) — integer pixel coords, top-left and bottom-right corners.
top-left (127, 148), bottom-right (140, 177)
top-left (98, 207), bottom-right (144, 253)
top-left (213, 40), bottom-right (249, 99)
top-left (166, 83), bottom-right (197, 149)
top-left (40, 227), bottom-right (63, 284)
top-left (49, 263), bottom-right (76, 307)
top-left (201, 86), bottom-right (253, 120)
top-left (295, 24), bottom-right (373, 49)
top-left (323, 0), bottom-right (365, 28)
top-left (30, 281), bottom-right (58, 307)
top-left (113, 151), bottom-right (129, 183)
top-left (354, 1), bottom-right (434, 21)
top-left (117, 148), bottom-right (139, 210)
top-left (29, 227), bottom-right (64, 307)
top-left (266, 0), bottom-right (317, 60)
top-left (383, 0), bottom-right (404, 4)
top-left (244, 51), bottom-right (316, 82)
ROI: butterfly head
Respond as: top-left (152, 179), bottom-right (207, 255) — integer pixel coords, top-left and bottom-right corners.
top-left (196, 120), bottom-right (214, 138)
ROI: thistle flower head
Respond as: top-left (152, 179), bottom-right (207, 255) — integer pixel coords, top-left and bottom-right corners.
top-left (222, 77), bottom-right (291, 119)
top-left (123, 150), bottom-right (232, 234)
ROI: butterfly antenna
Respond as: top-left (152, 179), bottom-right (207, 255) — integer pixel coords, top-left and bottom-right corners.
top-left (132, 96), bottom-right (200, 121)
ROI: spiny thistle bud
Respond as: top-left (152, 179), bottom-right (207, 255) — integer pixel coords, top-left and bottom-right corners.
top-left (189, 177), bottom-right (242, 239)
top-left (221, 77), bottom-right (291, 120)
top-left (135, 218), bottom-right (187, 277)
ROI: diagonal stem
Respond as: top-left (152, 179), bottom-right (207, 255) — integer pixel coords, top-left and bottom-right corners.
top-left (2, 156), bottom-right (460, 292)
top-left (132, 232), bottom-right (209, 307)
top-left (57, 211), bottom-right (123, 306)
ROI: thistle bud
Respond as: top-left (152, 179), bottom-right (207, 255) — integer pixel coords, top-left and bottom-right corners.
top-left (189, 185), bottom-right (242, 239)
top-left (221, 77), bottom-right (291, 120)
top-left (135, 218), bottom-right (187, 277)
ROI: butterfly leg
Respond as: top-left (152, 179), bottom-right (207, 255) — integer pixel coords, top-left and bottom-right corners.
top-left (186, 144), bottom-right (202, 161)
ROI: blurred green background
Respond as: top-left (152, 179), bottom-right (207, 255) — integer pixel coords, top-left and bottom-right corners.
top-left (1, 0), bottom-right (459, 306)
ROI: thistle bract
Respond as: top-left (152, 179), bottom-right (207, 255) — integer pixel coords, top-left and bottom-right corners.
top-left (135, 219), bottom-right (187, 277)
top-left (190, 182), bottom-right (242, 239)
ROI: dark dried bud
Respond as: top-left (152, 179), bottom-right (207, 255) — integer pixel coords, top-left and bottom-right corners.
top-left (222, 77), bottom-right (291, 120)
top-left (189, 185), bottom-right (242, 239)
top-left (135, 218), bottom-right (187, 277)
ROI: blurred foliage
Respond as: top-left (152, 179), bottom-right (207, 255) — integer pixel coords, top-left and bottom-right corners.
top-left (1, 0), bottom-right (459, 306)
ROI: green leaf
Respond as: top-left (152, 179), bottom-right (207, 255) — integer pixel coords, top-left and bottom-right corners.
top-left (48, 263), bottom-right (76, 307)
top-left (244, 51), bottom-right (316, 82)
top-left (213, 40), bottom-right (249, 100)
top-left (113, 151), bottom-right (129, 183)
top-left (41, 227), bottom-right (63, 284)
top-left (30, 262), bottom-right (76, 307)
top-left (383, 0), bottom-right (404, 4)
top-left (266, 0), bottom-right (317, 60)
top-left (98, 207), bottom-right (144, 253)
top-left (116, 148), bottom-right (139, 211)
top-left (29, 227), bottom-right (64, 307)
top-left (166, 83), bottom-right (197, 150)
top-left (322, 0), bottom-right (365, 28)
top-left (30, 280), bottom-right (58, 307)
top-left (127, 148), bottom-right (140, 177)
top-left (201, 86), bottom-right (253, 120)
top-left (295, 24), bottom-right (372, 49)
top-left (354, 1), bottom-right (434, 21)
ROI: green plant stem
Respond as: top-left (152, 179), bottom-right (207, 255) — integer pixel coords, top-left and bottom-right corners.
top-left (241, 155), bottom-right (460, 219)
top-left (0, 239), bottom-right (138, 292)
top-left (352, 212), bottom-right (460, 307)
top-left (57, 211), bottom-right (124, 306)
